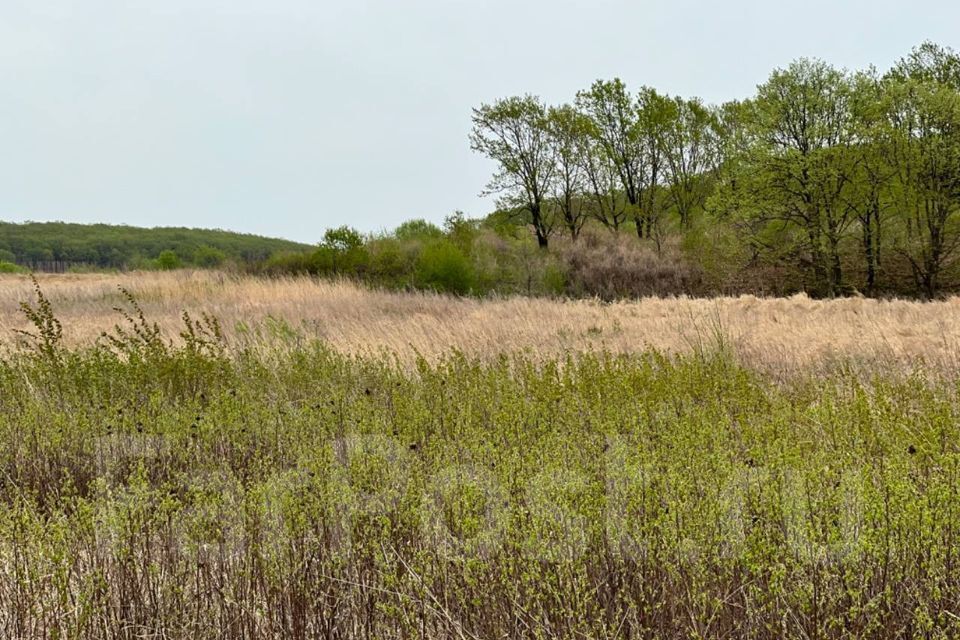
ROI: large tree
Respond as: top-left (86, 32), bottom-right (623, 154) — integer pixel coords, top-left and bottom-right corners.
top-left (846, 68), bottom-right (897, 293)
top-left (884, 43), bottom-right (960, 297)
top-left (635, 87), bottom-right (673, 240)
top-left (732, 59), bottom-right (859, 297)
top-left (660, 97), bottom-right (721, 229)
top-left (658, 96), bottom-right (723, 230)
top-left (545, 104), bottom-right (591, 240)
top-left (471, 96), bottom-right (556, 248)
top-left (576, 79), bottom-right (648, 236)
top-left (580, 126), bottom-right (630, 232)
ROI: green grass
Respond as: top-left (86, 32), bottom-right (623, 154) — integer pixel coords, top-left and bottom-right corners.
top-left (2, 287), bottom-right (960, 638)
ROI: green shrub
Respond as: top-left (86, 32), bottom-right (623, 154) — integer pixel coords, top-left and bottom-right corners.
top-left (415, 239), bottom-right (475, 294)
top-left (262, 251), bottom-right (313, 274)
top-left (541, 260), bottom-right (568, 295)
top-left (367, 237), bottom-right (415, 287)
top-left (193, 245), bottom-right (228, 268)
top-left (394, 218), bottom-right (443, 241)
top-left (156, 249), bottom-right (182, 270)
top-left (0, 261), bottom-right (24, 273)
top-left (310, 245), bottom-right (369, 276)
top-left (444, 210), bottom-right (478, 254)
top-left (66, 264), bottom-right (113, 274)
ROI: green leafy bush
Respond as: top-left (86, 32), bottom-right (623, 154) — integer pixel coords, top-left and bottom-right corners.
top-left (367, 237), bottom-right (416, 287)
top-left (394, 218), bottom-right (443, 241)
top-left (415, 239), bottom-right (475, 294)
top-left (156, 249), bottom-right (182, 270)
top-left (192, 245), bottom-right (228, 268)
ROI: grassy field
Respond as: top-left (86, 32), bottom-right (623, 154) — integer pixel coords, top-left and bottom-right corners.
top-left (2, 272), bottom-right (960, 638)
top-left (3, 271), bottom-right (960, 376)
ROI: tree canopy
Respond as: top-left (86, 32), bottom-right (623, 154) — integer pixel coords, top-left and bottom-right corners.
top-left (469, 41), bottom-right (960, 298)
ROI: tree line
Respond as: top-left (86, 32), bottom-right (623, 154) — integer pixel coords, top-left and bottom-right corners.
top-left (0, 222), bottom-right (313, 272)
top-left (471, 41), bottom-right (960, 298)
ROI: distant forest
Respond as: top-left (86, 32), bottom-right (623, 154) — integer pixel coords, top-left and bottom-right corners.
top-left (0, 222), bottom-right (312, 272)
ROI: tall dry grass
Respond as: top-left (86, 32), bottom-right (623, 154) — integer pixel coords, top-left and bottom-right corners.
top-left (1, 270), bottom-right (958, 375)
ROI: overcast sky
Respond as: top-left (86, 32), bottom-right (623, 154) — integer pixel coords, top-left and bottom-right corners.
top-left (2, 1), bottom-right (958, 243)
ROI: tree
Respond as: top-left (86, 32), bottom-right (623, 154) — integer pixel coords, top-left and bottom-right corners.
top-left (545, 104), bottom-right (591, 240)
top-left (471, 96), bottom-right (556, 248)
top-left (730, 59), bottom-right (859, 297)
top-left (580, 129), bottom-right (630, 232)
top-left (883, 43), bottom-right (960, 297)
top-left (889, 40), bottom-right (960, 87)
top-left (634, 87), bottom-right (673, 241)
top-left (846, 68), bottom-right (896, 293)
top-left (577, 79), bottom-right (648, 236)
top-left (317, 226), bottom-right (369, 274)
top-left (444, 210), bottom-right (478, 254)
top-left (322, 226), bottom-right (364, 252)
top-left (659, 96), bottom-right (723, 230)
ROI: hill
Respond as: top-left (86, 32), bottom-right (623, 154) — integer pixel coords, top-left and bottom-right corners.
top-left (0, 221), bottom-right (314, 271)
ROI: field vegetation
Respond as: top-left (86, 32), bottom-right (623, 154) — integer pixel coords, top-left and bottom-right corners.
top-left (1, 273), bottom-right (960, 638)
top-left (2, 271), bottom-right (960, 376)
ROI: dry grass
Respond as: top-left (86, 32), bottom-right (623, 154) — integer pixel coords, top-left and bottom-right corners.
top-left (1, 270), bottom-right (958, 375)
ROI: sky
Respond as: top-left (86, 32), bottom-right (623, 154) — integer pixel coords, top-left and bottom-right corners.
top-left (1, 1), bottom-right (959, 243)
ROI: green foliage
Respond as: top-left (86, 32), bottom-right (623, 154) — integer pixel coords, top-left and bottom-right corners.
top-left (443, 210), bottom-right (478, 254)
top-left (393, 218), bottom-right (443, 241)
top-left (3, 289), bottom-right (960, 636)
top-left (322, 226), bottom-right (364, 252)
top-left (192, 245), bottom-right (227, 267)
top-left (461, 40), bottom-right (960, 298)
top-left (415, 239), bottom-right (475, 294)
top-left (14, 275), bottom-right (63, 366)
top-left (314, 227), bottom-right (370, 276)
top-left (717, 58), bottom-right (859, 297)
top-left (366, 237), bottom-right (416, 288)
top-left (156, 249), bottom-right (182, 270)
top-left (541, 260), bottom-right (568, 295)
top-left (471, 95), bottom-right (555, 247)
top-left (0, 261), bottom-right (24, 273)
top-left (259, 251), bottom-right (307, 274)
